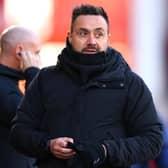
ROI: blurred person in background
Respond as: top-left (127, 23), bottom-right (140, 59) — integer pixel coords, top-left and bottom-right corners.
top-left (0, 25), bottom-right (41, 168)
top-left (10, 4), bottom-right (162, 168)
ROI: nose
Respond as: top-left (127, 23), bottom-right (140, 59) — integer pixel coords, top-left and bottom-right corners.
top-left (87, 34), bottom-right (97, 45)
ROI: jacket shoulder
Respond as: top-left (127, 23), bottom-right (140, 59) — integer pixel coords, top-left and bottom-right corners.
top-left (125, 70), bottom-right (147, 87)
top-left (38, 65), bottom-right (61, 77)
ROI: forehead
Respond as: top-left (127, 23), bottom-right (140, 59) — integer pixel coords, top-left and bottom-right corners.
top-left (73, 15), bottom-right (108, 31)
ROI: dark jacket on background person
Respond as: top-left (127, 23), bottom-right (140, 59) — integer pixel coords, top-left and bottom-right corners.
top-left (0, 64), bottom-right (39, 168)
top-left (10, 45), bottom-right (162, 168)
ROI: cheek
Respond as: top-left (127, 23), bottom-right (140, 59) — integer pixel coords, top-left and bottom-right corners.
top-left (71, 39), bottom-right (85, 51)
top-left (99, 39), bottom-right (109, 50)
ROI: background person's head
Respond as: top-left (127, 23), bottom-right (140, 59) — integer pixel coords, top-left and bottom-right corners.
top-left (0, 25), bottom-right (41, 71)
top-left (68, 4), bottom-right (110, 54)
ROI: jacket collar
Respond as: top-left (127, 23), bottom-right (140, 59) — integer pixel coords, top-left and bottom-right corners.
top-left (0, 64), bottom-right (24, 81)
top-left (57, 39), bottom-right (129, 84)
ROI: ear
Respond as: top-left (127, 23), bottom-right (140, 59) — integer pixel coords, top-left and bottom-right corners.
top-left (15, 44), bottom-right (24, 59)
top-left (67, 31), bottom-right (72, 43)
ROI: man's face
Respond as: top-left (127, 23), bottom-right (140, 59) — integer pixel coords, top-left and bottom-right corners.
top-left (17, 36), bottom-right (41, 71)
top-left (68, 15), bottom-right (110, 54)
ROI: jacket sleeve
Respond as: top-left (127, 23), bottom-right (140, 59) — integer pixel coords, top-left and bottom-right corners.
top-left (10, 70), bottom-right (51, 159)
top-left (104, 71), bottom-right (163, 167)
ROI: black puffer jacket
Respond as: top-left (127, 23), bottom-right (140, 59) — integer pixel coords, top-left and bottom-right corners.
top-left (10, 46), bottom-right (162, 168)
top-left (0, 64), bottom-right (39, 168)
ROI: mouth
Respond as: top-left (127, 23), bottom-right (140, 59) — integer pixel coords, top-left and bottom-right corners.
top-left (82, 48), bottom-right (97, 54)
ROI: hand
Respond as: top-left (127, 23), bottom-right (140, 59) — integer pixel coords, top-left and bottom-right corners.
top-left (67, 142), bottom-right (107, 168)
top-left (49, 137), bottom-right (76, 159)
top-left (19, 51), bottom-right (41, 71)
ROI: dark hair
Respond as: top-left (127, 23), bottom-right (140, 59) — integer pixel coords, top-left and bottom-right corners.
top-left (70, 4), bottom-right (109, 32)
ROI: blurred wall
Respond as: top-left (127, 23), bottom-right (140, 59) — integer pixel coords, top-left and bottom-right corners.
top-left (130, 0), bottom-right (168, 118)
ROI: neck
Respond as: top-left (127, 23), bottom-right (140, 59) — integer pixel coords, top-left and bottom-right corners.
top-left (0, 53), bottom-right (20, 71)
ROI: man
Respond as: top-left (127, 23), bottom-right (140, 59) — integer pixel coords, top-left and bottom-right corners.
top-left (0, 26), bottom-right (41, 168)
top-left (10, 4), bottom-right (162, 168)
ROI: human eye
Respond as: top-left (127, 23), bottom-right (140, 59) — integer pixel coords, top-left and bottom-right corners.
top-left (95, 31), bottom-right (104, 38)
top-left (78, 30), bottom-right (88, 37)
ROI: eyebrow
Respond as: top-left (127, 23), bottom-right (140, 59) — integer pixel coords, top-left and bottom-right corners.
top-left (78, 28), bottom-right (89, 32)
top-left (94, 28), bottom-right (105, 32)
top-left (78, 27), bottom-right (105, 32)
